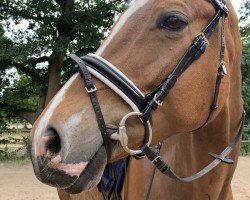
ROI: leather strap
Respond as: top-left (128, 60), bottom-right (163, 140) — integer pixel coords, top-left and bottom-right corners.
top-left (145, 143), bottom-right (162, 200)
top-left (141, 8), bottom-right (227, 121)
top-left (192, 14), bottom-right (227, 132)
top-left (69, 54), bottom-right (112, 161)
top-left (212, 0), bottom-right (229, 16)
top-left (81, 55), bottom-right (147, 111)
top-left (141, 111), bottom-right (245, 183)
top-left (98, 180), bottom-right (109, 200)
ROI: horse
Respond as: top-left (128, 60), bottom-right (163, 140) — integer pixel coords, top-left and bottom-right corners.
top-left (29, 0), bottom-right (243, 199)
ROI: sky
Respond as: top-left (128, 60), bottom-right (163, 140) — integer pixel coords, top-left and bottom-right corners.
top-left (231, 0), bottom-right (243, 14)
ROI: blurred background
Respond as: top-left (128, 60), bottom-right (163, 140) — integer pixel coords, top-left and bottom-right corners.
top-left (0, 0), bottom-right (248, 162)
top-left (0, 0), bottom-right (249, 199)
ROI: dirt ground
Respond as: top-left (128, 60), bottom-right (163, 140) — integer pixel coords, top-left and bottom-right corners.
top-left (0, 157), bottom-right (249, 200)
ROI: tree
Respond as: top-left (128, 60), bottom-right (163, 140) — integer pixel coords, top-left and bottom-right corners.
top-left (0, 0), bottom-right (125, 125)
top-left (239, 0), bottom-right (250, 139)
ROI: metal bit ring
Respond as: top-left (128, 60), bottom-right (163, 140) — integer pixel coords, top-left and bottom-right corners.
top-left (110, 112), bottom-right (152, 155)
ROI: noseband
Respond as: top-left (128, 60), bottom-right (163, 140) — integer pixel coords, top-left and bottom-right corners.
top-left (70, 0), bottom-right (245, 195)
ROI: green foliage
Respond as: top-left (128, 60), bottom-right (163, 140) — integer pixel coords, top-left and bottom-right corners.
top-left (0, 135), bottom-right (27, 145)
top-left (0, 0), bottom-right (124, 59)
top-left (242, 79), bottom-right (250, 109)
top-left (0, 147), bottom-right (29, 162)
top-left (0, 133), bottom-right (29, 162)
top-left (0, 76), bottom-right (41, 128)
top-left (240, 141), bottom-right (250, 156)
top-left (1, 75), bottom-right (41, 118)
top-left (0, 0), bottom-right (125, 125)
top-left (240, 0), bottom-right (250, 140)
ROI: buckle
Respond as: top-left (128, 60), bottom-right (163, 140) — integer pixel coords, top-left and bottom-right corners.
top-left (211, 104), bottom-right (218, 111)
top-left (219, 61), bottom-right (227, 76)
top-left (209, 152), bottom-right (234, 164)
top-left (110, 112), bottom-right (153, 155)
top-left (133, 153), bottom-right (146, 160)
top-left (152, 156), bottom-right (160, 164)
top-left (154, 94), bottom-right (163, 106)
top-left (196, 33), bottom-right (209, 46)
top-left (85, 85), bottom-right (97, 93)
top-left (213, 0), bottom-right (229, 17)
top-left (189, 33), bottom-right (209, 59)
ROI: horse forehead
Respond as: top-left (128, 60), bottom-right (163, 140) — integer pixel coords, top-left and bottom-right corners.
top-left (130, 0), bottom-right (210, 9)
top-left (96, 0), bottom-right (152, 55)
top-left (154, 0), bottom-right (214, 15)
top-left (97, 0), bottom-right (211, 56)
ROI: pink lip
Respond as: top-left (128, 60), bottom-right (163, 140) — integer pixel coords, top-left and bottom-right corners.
top-left (49, 155), bottom-right (89, 177)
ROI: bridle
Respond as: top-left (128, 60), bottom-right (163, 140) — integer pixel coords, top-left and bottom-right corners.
top-left (69, 0), bottom-right (245, 198)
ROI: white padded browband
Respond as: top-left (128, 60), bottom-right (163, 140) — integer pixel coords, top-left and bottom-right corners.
top-left (88, 54), bottom-right (144, 97)
top-left (87, 54), bottom-right (145, 112)
top-left (86, 68), bottom-right (140, 112)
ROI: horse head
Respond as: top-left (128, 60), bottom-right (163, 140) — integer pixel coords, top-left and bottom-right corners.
top-left (29, 0), bottom-right (242, 196)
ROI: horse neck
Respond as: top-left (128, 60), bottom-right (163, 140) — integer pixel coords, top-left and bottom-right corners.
top-left (122, 109), bottom-right (242, 200)
top-left (122, 71), bottom-right (243, 200)
top-left (160, 90), bottom-right (243, 199)
top-left (167, 16), bottom-right (245, 187)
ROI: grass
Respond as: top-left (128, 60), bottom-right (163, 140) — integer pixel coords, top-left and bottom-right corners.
top-left (0, 151), bottom-right (30, 163)
top-left (0, 130), bottom-right (31, 135)
top-left (240, 141), bottom-right (250, 156)
top-left (0, 131), bottom-right (30, 163)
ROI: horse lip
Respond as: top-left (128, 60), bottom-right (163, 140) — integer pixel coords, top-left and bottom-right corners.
top-left (48, 155), bottom-right (89, 177)
top-left (32, 141), bottom-right (106, 194)
top-left (64, 146), bottom-right (107, 194)
top-left (33, 156), bottom-right (79, 189)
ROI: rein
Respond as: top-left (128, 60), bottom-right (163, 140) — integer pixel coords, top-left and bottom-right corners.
top-left (69, 0), bottom-right (245, 199)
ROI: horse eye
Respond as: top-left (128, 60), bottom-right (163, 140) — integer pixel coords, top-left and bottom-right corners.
top-left (161, 16), bottom-right (188, 31)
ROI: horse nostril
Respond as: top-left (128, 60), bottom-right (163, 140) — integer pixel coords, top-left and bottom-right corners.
top-left (46, 129), bottom-right (61, 156)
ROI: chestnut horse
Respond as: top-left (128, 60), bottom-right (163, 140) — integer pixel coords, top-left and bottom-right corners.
top-left (29, 0), bottom-right (243, 199)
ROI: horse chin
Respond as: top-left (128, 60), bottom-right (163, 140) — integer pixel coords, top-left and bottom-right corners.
top-left (64, 146), bottom-right (107, 194)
